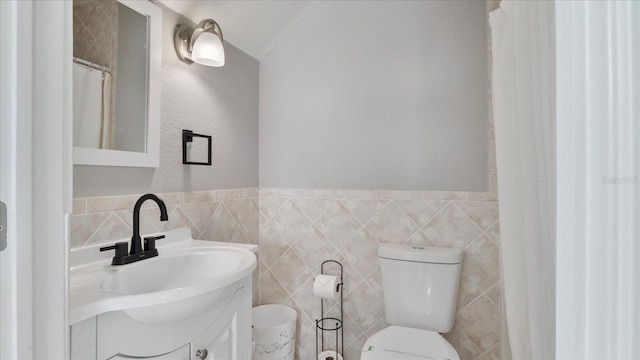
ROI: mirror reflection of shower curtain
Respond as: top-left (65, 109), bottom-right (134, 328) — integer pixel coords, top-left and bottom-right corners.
top-left (73, 62), bottom-right (112, 149)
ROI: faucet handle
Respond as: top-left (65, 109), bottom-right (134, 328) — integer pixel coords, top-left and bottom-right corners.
top-left (99, 242), bottom-right (128, 257)
top-left (143, 235), bottom-right (165, 252)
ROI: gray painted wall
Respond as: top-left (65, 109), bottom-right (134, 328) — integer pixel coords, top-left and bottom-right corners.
top-left (259, 1), bottom-right (488, 191)
top-left (74, 4), bottom-right (259, 197)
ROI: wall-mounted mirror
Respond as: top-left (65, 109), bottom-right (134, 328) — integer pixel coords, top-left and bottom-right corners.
top-left (72, 0), bottom-right (161, 167)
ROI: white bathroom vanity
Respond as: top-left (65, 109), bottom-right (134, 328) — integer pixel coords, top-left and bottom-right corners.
top-left (69, 228), bottom-right (257, 360)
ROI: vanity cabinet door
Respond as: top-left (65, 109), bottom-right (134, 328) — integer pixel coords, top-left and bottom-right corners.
top-left (110, 344), bottom-right (190, 359)
top-left (191, 287), bottom-right (249, 360)
top-left (192, 316), bottom-right (235, 360)
top-left (71, 317), bottom-right (190, 360)
top-left (71, 317), bottom-right (97, 360)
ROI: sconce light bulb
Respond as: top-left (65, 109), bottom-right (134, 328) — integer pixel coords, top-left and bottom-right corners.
top-left (192, 32), bottom-right (225, 67)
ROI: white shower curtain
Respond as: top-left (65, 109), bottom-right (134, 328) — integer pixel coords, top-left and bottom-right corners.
top-left (73, 62), bottom-right (111, 149)
top-left (489, 1), bottom-right (555, 359)
top-left (555, 1), bottom-right (640, 358)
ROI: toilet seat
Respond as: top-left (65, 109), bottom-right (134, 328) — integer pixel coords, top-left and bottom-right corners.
top-left (360, 326), bottom-right (459, 360)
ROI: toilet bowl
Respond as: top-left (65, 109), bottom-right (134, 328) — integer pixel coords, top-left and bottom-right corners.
top-left (360, 326), bottom-right (459, 360)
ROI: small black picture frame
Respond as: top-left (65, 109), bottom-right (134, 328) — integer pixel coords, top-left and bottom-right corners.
top-left (182, 129), bottom-right (212, 165)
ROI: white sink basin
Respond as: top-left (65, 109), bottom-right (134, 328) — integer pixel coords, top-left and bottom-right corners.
top-left (99, 248), bottom-right (253, 295)
top-left (69, 229), bottom-right (257, 325)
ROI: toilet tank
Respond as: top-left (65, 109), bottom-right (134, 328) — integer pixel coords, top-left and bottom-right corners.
top-left (378, 244), bottom-right (463, 333)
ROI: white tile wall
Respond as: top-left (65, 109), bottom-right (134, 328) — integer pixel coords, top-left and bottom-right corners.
top-left (71, 186), bottom-right (500, 359)
top-left (258, 189), bottom-right (501, 360)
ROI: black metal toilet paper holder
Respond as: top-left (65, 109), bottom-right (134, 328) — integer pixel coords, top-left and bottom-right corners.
top-left (315, 260), bottom-right (344, 360)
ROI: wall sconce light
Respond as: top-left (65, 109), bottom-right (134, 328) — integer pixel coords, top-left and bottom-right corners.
top-left (174, 19), bottom-right (225, 67)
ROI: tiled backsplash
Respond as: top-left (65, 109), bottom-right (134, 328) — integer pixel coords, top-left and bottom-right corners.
top-left (258, 189), bottom-right (501, 360)
top-left (71, 189), bottom-right (259, 249)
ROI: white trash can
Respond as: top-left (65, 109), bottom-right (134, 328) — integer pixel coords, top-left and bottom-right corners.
top-left (252, 305), bottom-right (297, 360)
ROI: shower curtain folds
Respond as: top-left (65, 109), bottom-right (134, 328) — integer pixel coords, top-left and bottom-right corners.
top-left (72, 60), bottom-right (112, 149)
top-left (489, 2), bottom-right (556, 359)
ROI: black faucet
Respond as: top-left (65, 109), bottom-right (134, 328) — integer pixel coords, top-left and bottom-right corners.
top-left (100, 193), bottom-right (168, 265)
top-left (131, 194), bottom-right (168, 254)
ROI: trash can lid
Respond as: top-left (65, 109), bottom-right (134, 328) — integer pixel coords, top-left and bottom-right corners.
top-left (252, 304), bottom-right (297, 328)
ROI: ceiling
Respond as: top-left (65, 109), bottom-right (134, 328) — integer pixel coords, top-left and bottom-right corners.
top-left (158, 0), bottom-right (319, 61)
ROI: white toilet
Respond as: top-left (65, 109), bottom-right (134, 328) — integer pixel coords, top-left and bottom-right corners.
top-left (361, 243), bottom-right (463, 360)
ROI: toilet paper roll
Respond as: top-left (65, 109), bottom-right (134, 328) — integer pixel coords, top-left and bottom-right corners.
top-left (313, 274), bottom-right (340, 300)
top-left (318, 350), bottom-right (343, 360)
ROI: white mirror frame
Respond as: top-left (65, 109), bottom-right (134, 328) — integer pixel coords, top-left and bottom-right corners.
top-left (73, 0), bottom-right (161, 168)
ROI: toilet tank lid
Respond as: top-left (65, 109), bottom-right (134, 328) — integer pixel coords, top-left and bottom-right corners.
top-left (378, 244), bottom-right (463, 264)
